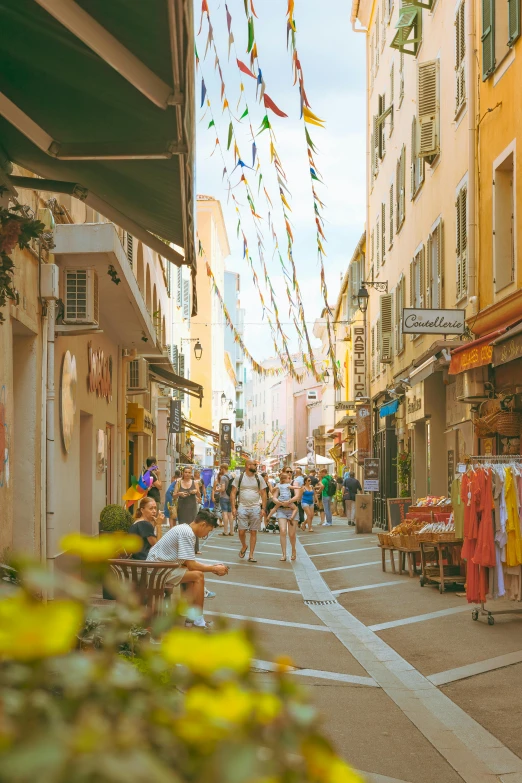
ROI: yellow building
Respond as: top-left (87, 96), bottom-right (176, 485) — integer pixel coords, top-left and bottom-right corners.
top-left (353, 0), bottom-right (477, 521)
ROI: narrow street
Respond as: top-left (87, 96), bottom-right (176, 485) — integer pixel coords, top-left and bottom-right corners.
top-left (200, 520), bottom-right (522, 783)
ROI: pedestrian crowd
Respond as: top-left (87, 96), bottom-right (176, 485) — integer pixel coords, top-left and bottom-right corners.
top-left (127, 455), bottom-right (363, 631)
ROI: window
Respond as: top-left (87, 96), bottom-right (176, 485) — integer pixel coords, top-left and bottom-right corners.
top-left (399, 52), bottom-right (405, 105)
top-left (389, 183), bottom-right (394, 246)
top-left (374, 95), bottom-right (393, 164)
top-left (390, 64), bottom-right (395, 135)
top-left (376, 317), bottom-right (382, 370)
top-left (411, 116), bottom-right (425, 197)
top-left (381, 202), bottom-right (386, 265)
top-left (376, 8), bottom-right (380, 68)
top-left (177, 267), bottom-right (182, 307)
top-left (371, 324), bottom-right (376, 380)
top-left (417, 59), bottom-right (440, 160)
top-left (394, 274), bottom-right (406, 353)
top-left (376, 215), bottom-right (381, 271)
top-left (427, 220), bottom-right (444, 308)
top-left (183, 279), bottom-right (190, 324)
top-left (409, 245), bottom-right (425, 310)
top-left (482, 0), bottom-right (520, 80)
top-left (381, 0), bottom-right (387, 47)
top-left (390, 0), bottom-right (422, 56)
top-left (493, 150), bottom-right (515, 292)
top-left (371, 32), bottom-right (376, 90)
top-left (371, 228), bottom-right (375, 269)
top-left (396, 146), bottom-right (406, 231)
top-left (456, 185), bottom-right (468, 300)
top-left (455, 2), bottom-right (466, 114)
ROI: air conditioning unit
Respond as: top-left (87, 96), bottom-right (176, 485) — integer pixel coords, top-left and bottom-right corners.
top-left (63, 268), bottom-right (99, 325)
top-left (307, 389), bottom-right (318, 402)
top-left (127, 358), bottom-right (148, 392)
top-left (456, 367), bottom-right (489, 403)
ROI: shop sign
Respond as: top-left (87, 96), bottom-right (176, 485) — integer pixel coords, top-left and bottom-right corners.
top-left (449, 342), bottom-right (494, 375)
top-left (335, 401), bottom-right (357, 411)
top-left (60, 351), bottom-right (77, 453)
top-left (127, 402), bottom-right (154, 437)
top-left (447, 450), bottom-right (455, 494)
top-left (405, 385), bottom-right (425, 423)
top-left (88, 343), bottom-right (112, 402)
top-left (169, 399), bottom-right (181, 434)
top-left (493, 333), bottom-right (522, 367)
top-left (363, 458), bottom-right (379, 492)
top-left (220, 421), bottom-right (232, 461)
top-left (356, 403), bottom-right (371, 464)
top-left (351, 325), bottom-right (367, 401)
top-left (402, 308), bottom-right (466, 335)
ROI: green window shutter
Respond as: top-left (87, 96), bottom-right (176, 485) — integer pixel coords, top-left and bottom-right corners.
top-left (508, 0), bottom-right (521, 46)
top-left (380, 293), bottom-right (394, 362)
top-left (456, 3), bottom-right (466, 113)
top-left (481, 0), bottom-right (495, 80)
top-left (411, 116), bottom-right (417, 196)
top-left (417, 59), bottom-right (440, 158)
top-left (390, 3), bottom-right (421, 56)
top-left (389, 183), bottom-right (394, 244)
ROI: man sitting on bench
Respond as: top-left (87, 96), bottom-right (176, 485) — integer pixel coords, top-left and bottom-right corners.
top-left (147, 509), bottom-right (228, 629)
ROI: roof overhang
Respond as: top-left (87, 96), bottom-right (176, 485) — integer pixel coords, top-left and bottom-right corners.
top-left (0, 0), bottom-right (195, 274)
top-left (182, 418), bottom-right (219, 443)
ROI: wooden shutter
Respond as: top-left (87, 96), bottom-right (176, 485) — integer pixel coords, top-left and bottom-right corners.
top-left (398, 276), bottom-right (405, 351)
top-left (456, 188), bottom-right (467, 299)
top-left (179, 352), bottom-right (185, 377)
top-left (409, 259), bottom-right (415, 306)
top-left (418, 245), bottom-right (426, 306)
top-left (171, 344), bottom-right (179, 374)
top-left (376, 215), bottom-right (381, 269)
top-left (381, 201), bottom-right (386, 263)
top-left (399, 146), bottom-right (406, 224)
top-left (508, 0), bottom-right (521, 45)
top-left (376, 8), bottom-right (380, 67)
top-left (395, 158), bottom-right (401, 228)
top-left (437, 220), bottom-right (445, 308)
top-left (177, 267), bottom-right (182, 306)
top-left (380, 293), bottom-right (393, 362)
top-left (411, 116), bottom-right (417, 195)
top-left (456, 3), bottom-right (466, 113)
top-left (371, 228), bottom-right (375, 267)
top-left (417, 60), bottom-right (440, 158)
top-left (183, 279), bottom-right (190, 321)
top-left (389, 183), bottom-right (394, 245)
top-left (426, 234), bottom-right (432, 309)
top-left (482, 0), bottom-right (495, 80)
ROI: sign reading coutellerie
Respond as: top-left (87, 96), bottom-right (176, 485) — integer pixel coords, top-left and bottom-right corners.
top-left (402, 308), bottom-right (466, 335)
top-left (88, 343), bottom-right (112, 402)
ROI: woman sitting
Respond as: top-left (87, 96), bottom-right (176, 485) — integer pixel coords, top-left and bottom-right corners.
top-left (128, 497), bottom-right (164, 560)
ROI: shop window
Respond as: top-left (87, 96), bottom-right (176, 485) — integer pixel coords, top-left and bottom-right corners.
top-left (493, 150), bottom-right (515, 293)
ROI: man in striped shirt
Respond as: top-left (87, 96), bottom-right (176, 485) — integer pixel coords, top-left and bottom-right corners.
top-left (147, 509), bottom-right (227, 629)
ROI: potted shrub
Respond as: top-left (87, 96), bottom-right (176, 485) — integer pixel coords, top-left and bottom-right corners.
top-left (99, 504), bottom-right (132, 534)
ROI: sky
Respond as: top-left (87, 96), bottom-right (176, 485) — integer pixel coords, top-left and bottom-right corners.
top-left (195, 0), bottom-right (366, 363)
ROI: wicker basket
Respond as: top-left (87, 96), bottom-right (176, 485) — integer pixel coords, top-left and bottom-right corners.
top-left (493, 411), bottom-right (522, 437)
top-left (377, 532), bottom-right (386, 546)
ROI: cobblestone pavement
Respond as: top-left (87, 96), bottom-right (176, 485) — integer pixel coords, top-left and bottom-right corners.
top-left (200, 518), bottom-right (522, 783)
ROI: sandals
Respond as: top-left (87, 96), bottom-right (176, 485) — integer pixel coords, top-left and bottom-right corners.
top-left (248, 557), bottom-right (257, 563)
top-left (280, 556), bottom-right (287, 562)
top-left (291, 554), bottom-right (297, 561)
top-left (239, 547), bottom-right (247, 558)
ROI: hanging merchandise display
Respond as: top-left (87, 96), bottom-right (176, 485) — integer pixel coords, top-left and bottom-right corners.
top-left (456, 456), bottom-right (522, 625)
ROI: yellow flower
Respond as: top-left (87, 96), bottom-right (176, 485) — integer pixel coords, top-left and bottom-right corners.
top-left (254, 692), bottom-right (282, 724)
top-left (0, 593), bottom-right (83, 660)
top-left (185, 682), bottom-right (253, 724)
top-left (162, 628), bottom-right (254, 675)
top-left (60, 532), bottom-right (142, 562)
top-left (303, 739), bottom-right (364, 783)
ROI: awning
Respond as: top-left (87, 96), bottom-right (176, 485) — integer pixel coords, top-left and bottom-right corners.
top-left (0, 0), bottom-right (195, 276)
top-left (149, 364), bottom-right (203, 406)
top-left (449, 330), bottom-right (506, 375)
top-left (492, 322), bottom-right (522, 367)
top-left (181, 418), bottom-right (219, 444)
top-left (379, 399), bottom-right (399, 418)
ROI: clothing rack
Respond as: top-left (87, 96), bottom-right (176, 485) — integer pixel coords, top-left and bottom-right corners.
top-left (467, 455), bottom-right (522, 626)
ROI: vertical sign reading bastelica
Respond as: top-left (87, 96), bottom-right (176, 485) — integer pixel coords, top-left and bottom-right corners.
top-left (351, 323), bottom-right (367, 400)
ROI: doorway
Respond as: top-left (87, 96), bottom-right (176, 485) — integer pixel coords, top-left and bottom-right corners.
top-left (79, 412), bottom-right (93, 535)
top-left (373, 417), bottom-right (398, 529)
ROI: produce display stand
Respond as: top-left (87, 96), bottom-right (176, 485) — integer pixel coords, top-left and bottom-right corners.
top-left (380, 543), bottom-right (422, 577)
top-left (419, 539), bottom-right (464, 593)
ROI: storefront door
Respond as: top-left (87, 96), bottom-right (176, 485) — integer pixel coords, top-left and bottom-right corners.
top-left (373, 420), bottom-right (398, 529)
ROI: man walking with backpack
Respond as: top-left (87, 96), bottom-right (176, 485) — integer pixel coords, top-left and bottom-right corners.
top-left (319, 468), bottom-right (336, 526)
top-left (230, 459), bottom-right (267, 562)
top-left (217, 463), bottom-right (234, 536)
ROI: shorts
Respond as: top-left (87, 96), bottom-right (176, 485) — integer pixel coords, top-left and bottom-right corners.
top-left (301, 502), bottom-right (313, 509)
top-left (165, 566), bottom-right (187, 586)
top-left (276, 507), bottom-right (294, 520)
top-left (219, 497), bottom-right (232, 513)
top-left (237, 505), bottom-right (262, 531)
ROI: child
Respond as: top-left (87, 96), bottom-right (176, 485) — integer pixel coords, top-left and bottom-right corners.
top-left (266, 469), bottom-right (298, 522)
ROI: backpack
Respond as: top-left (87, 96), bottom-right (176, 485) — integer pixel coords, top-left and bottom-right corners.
top-left (326, 476), bottom-right (337, 497)
top-left (224, 474), bottom-right (234, 498)
top-left (237, 471), bottom-right (261, 504)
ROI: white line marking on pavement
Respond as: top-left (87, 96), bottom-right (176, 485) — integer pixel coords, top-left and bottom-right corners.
top-left (303, 537), bottom-right (375, 547)
top-left (205, 610), bottom-right (332, 633)
top-left (333, 581), bottom-right (403, 595)
top-left (251, 659), bottom-right (377, 687)
top-left (319, 560), bottom-right (381, 573)
top-left (369, 605), bottom-right (470, 632)
top-left (203, 544), bottom-right (282, 557)
top-left (358, 773), bottom-right (413, 783)
top-left (198, 558), bottom-right (289, 572)
top-left (310, 546), bottom-right (379, 558)
top-left (205, 579), bottom-right (300, 594)
top-left (428, 650), bottom-right (522, 687)
top-left (292, 539), bottom-right (522, 783)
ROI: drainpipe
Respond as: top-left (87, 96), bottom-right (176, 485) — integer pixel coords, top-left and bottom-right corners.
top-left (46, 300), bottom-right (56, 568)
top-left (467, 0), bottom-right (478, 316)
top-left (40, 311), bottom-right (48, 565)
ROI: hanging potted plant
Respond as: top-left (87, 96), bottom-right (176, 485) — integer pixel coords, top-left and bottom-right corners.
top-left (0, 187), bottom-right (46, 322)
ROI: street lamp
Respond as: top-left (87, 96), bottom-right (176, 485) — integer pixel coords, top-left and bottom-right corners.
top-left (180, 337), bottom-right (203, 361)
top-left (228, 400), bottom-right (233, 411)
top-left (323, 367), bottom-right (330, 382)
top-left (221, 392), bottom-right (226, 404)
top-left (357, 285), bottom-right (369, 313)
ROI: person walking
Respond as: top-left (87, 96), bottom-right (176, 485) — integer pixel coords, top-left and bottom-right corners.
top-left (343, 470), bottom-right (362, 526)
top-left (193, 469), bottom-right (204, 509)
top-left (230, 459), bottom-right (267, 563)
top-left (300, 476), bottom-right (316, 532)
top-left (145, 456), bottom-right (162, 506)
top-left (269, 469), bottom-right (298, 561)
top-left (173, 467), bottom-right (201, 525)
top-left (320, 468), bottom-right (335, 526)
top-left (218, 463), bottom-right (234, 536)
top-left (147, 509), bottom-right (228, 629)
top-left (164, 469), bottom-right (181, 527)
top-left (292, 467), bottom-right (305, 527)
